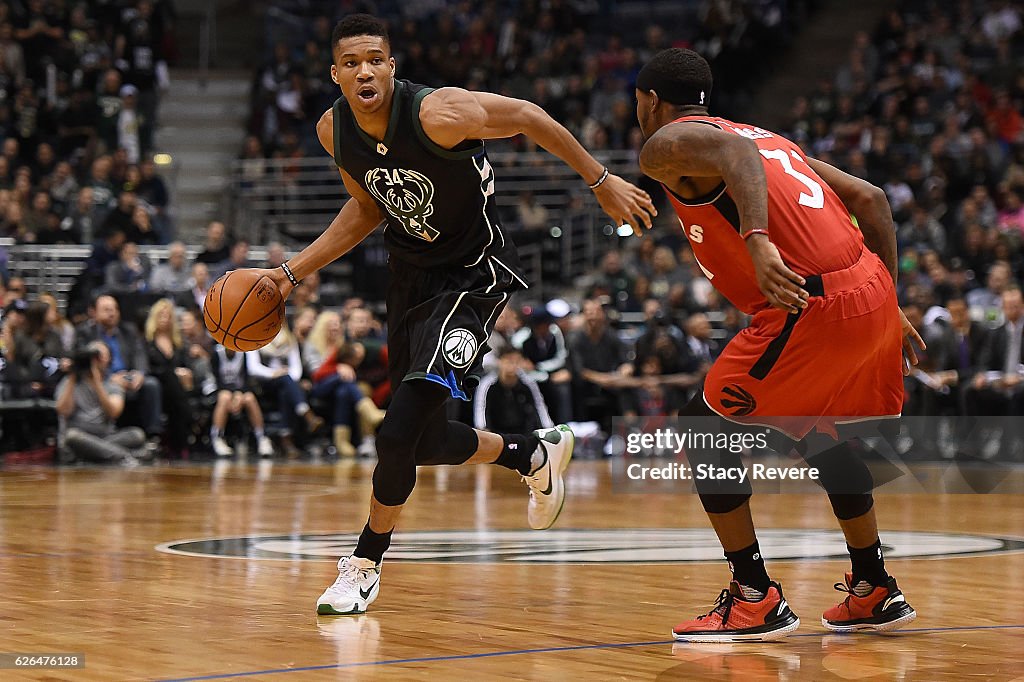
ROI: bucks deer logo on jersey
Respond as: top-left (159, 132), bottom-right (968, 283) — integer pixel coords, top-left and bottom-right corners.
top-left (365, 167), bottom-right (440, 242)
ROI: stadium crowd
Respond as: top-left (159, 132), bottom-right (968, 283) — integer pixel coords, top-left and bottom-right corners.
top-left (3, 0), bottom-right (1024, 464)
top-left (0, 0), bottom-right (175, 250)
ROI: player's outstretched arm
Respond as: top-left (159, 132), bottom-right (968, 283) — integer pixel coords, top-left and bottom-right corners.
top-left (806, 156), bottom-right (924, 373)
top-left (419, 88), bottom-right (656, 235)
top-left (255, 109), bottom-right (384, 298)
top-left (639, 124), bottom-right (809, 313)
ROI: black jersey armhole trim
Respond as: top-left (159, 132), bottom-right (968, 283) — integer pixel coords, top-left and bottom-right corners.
top-left (411, 88), bottom-right (486, 160)
top-left (331, 97), bottom-right (346, 170)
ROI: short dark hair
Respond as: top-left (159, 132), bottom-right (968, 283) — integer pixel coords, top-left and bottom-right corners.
top-left (637, 48), bottom-right (713, 107)
top-left (331, 14), bottom-right (389, 49)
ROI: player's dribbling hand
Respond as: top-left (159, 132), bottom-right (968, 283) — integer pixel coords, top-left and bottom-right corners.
top-left (745, 234), bottom-right (808, 314)
top-left (247, 267), bottom-right (294, 300)
top-left (898, 308), bottom-right (926, 376)
top-left (592, 174), bottom-right (657, 237)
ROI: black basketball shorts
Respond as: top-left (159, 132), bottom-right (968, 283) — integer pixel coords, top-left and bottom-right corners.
top-left (386, 245), bottom-right (528, 401)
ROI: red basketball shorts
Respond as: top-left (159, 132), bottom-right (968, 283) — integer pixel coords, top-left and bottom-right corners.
top-left (703, 248), bottom-right (904, 439)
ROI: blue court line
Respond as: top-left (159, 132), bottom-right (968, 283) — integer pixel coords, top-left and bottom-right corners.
top-left (158, 624), bottom-right (1024, 682)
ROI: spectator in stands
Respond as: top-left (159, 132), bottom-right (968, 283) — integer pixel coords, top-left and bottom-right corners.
top-left (307, 311), bottom-right (384, 458)
top-left (144, 299), bottom-right (196, 457)
top-left (137, 157), bottom-right (170, 238)
top-left (150, 241), bottom-right (191, 295)
top-left (208, 343), bottom-right (274, 458)
top-left (39, 293), bottom-right (74, 353)
top-left (100, 191), bottom-right (139, 238)
top-left (96, 68), bottom-right (123, 154)
top-left (344, 305), bottom-right (388, 402)
top-left (62, 187), bottom-right (100, 245)
top-left (291, 304), bottom-right (318, 350)
top-left (55, 340), bottom-right (150, 465)
top-left (483, 305), bottom-right (522, 373)
top-left (634, 300), bottom-right (697, 374)
top-left (117, 85), bottom-right (142, 164)
top-left (474, 347), bottom-right (553, 434)
top-left (967, 288), bottom-right (1024, 416)
top-left (569, 299), bottom-right (633, 431)
top-left (512, 308), bottom-right (572, 424)
top-left (921, 297), bottom-right (988, 415)
top-left (266, 242), bottom-right (287, 269)
top-left (590, 249), bottom-right (635, 311)
top-left (8, 300), bottom-right (64, 399)
top-left (899, 204), bottom-right (948, 254)
top-left (515, 190), bottom-right (549, 242)
top-left (186, 261), bottom-right (210, 310)
top-left (196, 221), bottom-right (231, 265)
top-left (290, 270), bottom-right (320, 309)
top-left (4, 275), bottom-right (26, 304)
top-left (967, 261), bottom-right (1015, 323)
top-left (104, 241), bottom-right (151, 293)
top-left (75, 294), bottom-right (163, 439)
top-left (246, 323), bottom-right (323, 457)
top-left (210, 239), bottom-right (252, 282)
top-left (684, 312), bottom-right (719, 364)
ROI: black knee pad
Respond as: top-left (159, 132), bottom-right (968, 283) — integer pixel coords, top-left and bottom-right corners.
top-left (698, 491), bottom-right (752, 514)
top-left (827, 492), bottom-right (874, 520)
top-left (804, 442), bottom-right (874, 496)
top-left (804, 441), bottom-right (875, 520)
top-left (371, 421), bottom-right (417, 506)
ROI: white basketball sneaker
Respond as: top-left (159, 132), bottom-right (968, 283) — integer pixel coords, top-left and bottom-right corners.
top-left (524, 424), bottom-right (575, 530)
top-left (256, 435), bottom-right (274, 457)
top-left (212, 436), bottom-right (233, 458)
top-left (316, 556), bottom-right (382, 615)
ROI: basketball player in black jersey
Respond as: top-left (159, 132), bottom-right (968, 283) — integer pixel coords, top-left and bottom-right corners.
top-left (250, 14), bottom-right (656, 615)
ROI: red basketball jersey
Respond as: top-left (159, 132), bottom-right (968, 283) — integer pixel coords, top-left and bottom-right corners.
top-left (662, 116), bottom-right (864, 314)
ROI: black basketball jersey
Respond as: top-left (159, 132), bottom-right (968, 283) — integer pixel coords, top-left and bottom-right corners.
top-left (332, 79), bottom-right (507, 269)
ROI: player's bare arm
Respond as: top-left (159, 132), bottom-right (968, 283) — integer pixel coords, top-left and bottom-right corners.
top-left (807, 156), bottom-right (925, 372)
top-left (419, 87), bottom-right (656, 235)
top-left (257, 108), bottom-right (384, 298)
top-left (639, 123), bottom-right (809, 314)
top-left (805, 158), bottom-right (898, 282)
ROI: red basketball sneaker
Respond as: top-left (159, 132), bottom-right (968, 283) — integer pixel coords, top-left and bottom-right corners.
top-left (822, 573), bottom-right (917, 633)
top-left (672, 581), bottom-right (800, 642)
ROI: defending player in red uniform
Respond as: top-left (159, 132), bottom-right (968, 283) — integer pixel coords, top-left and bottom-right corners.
top-left (636, 49), bottom-right (924, 641)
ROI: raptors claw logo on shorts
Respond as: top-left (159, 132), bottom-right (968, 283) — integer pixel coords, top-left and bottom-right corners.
top-left (721, 384), bottom-right (757, 416)
top-left (442, 328), bottom-right (478, 368)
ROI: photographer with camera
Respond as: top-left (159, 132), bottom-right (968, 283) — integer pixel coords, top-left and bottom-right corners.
top-left (75, 294), bottom-right (163, 439)
top-left (55, 341), bottom-right (150, 464)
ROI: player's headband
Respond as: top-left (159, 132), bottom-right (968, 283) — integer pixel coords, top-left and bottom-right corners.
top-left (636, 65), bottom-right (711, 107)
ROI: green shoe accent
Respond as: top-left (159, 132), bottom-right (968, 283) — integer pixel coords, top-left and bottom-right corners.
top-left (317, 603), bottom-right (363, 616)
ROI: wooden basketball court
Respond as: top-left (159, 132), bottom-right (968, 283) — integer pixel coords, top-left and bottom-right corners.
top-left (1, 459), bottom-right (1022, 680)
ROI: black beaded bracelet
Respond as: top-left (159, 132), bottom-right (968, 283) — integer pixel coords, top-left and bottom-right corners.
top-left (280, 262), bottom-right (299, 286)
top-left (588, 167), bottom-right (610, 190)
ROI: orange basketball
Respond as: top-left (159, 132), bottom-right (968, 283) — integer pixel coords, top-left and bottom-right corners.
top-left (203, 270), bottom-right (285, 352)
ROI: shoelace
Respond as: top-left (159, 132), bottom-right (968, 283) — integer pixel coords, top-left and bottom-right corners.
top-left (333, 561), bottom-right (372, 589)
top-left (696, 588), bottom-right (735, 626)
top-left (833, 581), bottom-right (857, 612)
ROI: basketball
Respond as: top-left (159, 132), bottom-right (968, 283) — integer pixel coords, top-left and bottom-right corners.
top-left (203, 269), bottom-right (285, 352)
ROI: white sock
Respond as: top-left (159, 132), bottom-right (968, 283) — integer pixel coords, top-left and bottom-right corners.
top-left (254, 429), bottom-right (265, 440)
top-left (210, 427), bottom-right (220, 440)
